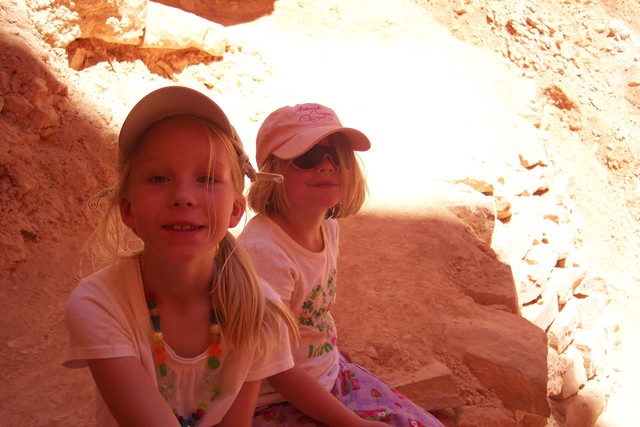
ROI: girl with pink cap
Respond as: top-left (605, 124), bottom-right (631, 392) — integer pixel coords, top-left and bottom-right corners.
top-left (241, 103), bottom-right (444, 426)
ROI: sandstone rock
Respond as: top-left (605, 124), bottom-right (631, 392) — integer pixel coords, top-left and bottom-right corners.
top-left (521, 284), bottom-right (558, 331)
top-left (446, 314), bottom-right (550, 417)
top-left (561, 380), bottom-right (607, 427)
top-left (574, 327), bottom-right (609, 380)
top-left (549, 266), bottom-right (585, 305)
top-left (559, 345), bottom-right (587, 399)
top-left (26, 0), bottom-right (146, 47)
top-left (141, 1), bottom-right (227, 57)
top-left (393, 360), bottom-right (460, 411)
top-left (75, 0), bottom-right (147, 45)
top-left (457, 405), bottom-right (517, 427)
top-left (546, 346), bottom-right (562, 397)
top-left (574, 275), bottom-right (609, 296)
top-left (458, 261), bottom-right (520, 314)
top-left (548, 297), bottom-right (579, 352)
top-left (511, 262), bottom-right (544, 304)
top-left (445, 184), bottom-right (496, 246)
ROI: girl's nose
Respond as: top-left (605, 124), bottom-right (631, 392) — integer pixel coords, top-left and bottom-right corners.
top-left (172, 181), bottom-right (195, 207)
top-left (173, 199), bottom-right (193, 207)
top-left (317, 154), bottom-right (337, 171)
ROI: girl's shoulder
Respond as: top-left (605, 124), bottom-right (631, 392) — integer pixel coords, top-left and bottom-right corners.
top-left (80, 257), bottom-right (138, 285)
top-left (324, 218), bottom-right (339, 231)
top-left (69, 257), bottom-right (141, 308)
top-left (258, 277), bottom-right (284, 303)
top-left (324, 218), bottom-right (339, 241)
top-left (240, 215), bottom-right (287, 246)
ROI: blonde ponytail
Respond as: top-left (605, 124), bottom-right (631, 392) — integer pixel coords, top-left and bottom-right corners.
top-left (212, 232), bottom-right (299, 356)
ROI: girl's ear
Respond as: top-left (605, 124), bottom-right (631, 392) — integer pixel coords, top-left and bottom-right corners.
top-left (228, 196), bottom-right (246, 229)
top-left (119, 197), bottom-right (135, 229)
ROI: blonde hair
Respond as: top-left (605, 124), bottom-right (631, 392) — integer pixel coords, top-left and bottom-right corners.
top-left (248, 135), bottom-right (369, 219)
top-left (88, 116), bottom-right (298, 356)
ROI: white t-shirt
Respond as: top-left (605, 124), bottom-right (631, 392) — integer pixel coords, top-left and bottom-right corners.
top-left (64, 256), bottom-right (294, 427)
top-left (239, 215), bottom-right (340, 405)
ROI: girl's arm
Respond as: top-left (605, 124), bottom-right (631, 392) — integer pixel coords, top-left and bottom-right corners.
top-left (216, 380), bottom-right (261, 427)
top-left (88, 357), bottom-right (179, 427)
top-left (268, 366), bottom-right (387, 427)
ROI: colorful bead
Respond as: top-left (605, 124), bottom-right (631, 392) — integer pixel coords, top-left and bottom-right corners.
top-left (210, 324), bottom-right (220, 335)
top-left (207, 356), bottom-right (220, 370)
top-left (145, 291), bottom-right (221, 425)
top-left (145, 293), bottom-right (156, 305)
top-left (207, 342), bottom-right (222, 357)
top-left (153, 349), bottom-right (167, 365)
top-left (205, 381), bottom-right (221, 397)
top-left (151, 315), bottom-right (161, 330)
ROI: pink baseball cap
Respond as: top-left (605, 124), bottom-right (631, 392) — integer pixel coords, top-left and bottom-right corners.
top-left (255, 103), bottom-right (371, 169)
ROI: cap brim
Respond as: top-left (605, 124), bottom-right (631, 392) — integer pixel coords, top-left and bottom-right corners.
top-left (118, 86), bottom-right (233, 168)
top-left (272, 126), bottom-right (371, 160)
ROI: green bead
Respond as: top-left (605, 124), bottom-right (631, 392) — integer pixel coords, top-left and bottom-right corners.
top-left (207, 356), bottom-right (220, 370)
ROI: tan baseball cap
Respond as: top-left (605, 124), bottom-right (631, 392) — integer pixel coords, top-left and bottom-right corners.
top-left (116, 85), bottom-right (282, 183)
top-left (89, 87), bottom-right (279, 209)
top-left (118, 86), bottom-right (236, 173)
top-left (255, 103), bottom-right (371, 169)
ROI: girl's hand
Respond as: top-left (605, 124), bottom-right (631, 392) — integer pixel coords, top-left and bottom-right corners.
top-left (268, 366), bottom-right (389, 427)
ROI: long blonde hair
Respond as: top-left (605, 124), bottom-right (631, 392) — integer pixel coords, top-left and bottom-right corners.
top-left (88, 116), bottom-right (298, 355)
top-left (247, 135), bottom-right (369, 219)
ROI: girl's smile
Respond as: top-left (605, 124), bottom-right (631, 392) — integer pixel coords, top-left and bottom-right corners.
top-left (283, 151), bottom-right (343, 216)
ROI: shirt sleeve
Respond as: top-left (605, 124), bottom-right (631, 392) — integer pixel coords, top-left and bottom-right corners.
top-left (245, 281), bottom-right (295, 381)
top-left (243, 239), bottom-right (298, 304)
top-left (63, 276), bottom-right (138, 368)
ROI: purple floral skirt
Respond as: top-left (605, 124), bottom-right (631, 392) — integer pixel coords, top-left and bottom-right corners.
top-left (253, 355), bottom-right (444, 426)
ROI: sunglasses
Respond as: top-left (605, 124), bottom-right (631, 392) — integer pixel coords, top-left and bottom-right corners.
top-left (292, 145), bottom-right (340, 170)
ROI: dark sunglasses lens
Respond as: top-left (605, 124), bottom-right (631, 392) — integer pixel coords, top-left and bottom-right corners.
top-left (293, 150), bottom-right (323, 169)
top-left (293, 146), bottom-right (339, 170)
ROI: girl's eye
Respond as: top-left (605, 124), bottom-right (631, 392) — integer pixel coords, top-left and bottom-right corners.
top-left (149, 175), bottom-right (167, 184)
top-left (198, 175), bottom-right (216, 184)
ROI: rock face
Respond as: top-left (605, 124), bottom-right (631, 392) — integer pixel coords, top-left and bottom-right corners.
top-left (446, 315), bottom-right (549, 417)
top-left (1, 0), bottom-right (633, 426)
top-left (375, 134), bottom-right (617, 424)
top-left (141, 2), bottom-right (227, 56)
top-left (26, 0), bottom-right (147, 47)
top-left (26, 0), bottom-right (227, 56)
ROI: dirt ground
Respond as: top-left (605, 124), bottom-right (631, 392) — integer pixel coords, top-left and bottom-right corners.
top-left (1, 0), bottom-right (640, 426)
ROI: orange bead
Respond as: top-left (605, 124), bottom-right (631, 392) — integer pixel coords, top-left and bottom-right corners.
top-left (208, 343), bottom-right (222, 357)
top-left (154, 350), bottom-right (167, 364)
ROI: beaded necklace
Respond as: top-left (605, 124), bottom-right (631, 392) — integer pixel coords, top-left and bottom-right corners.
top-left (145, 292), bottom-right (223, 427)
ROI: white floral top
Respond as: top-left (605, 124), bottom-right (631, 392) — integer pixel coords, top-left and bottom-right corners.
top-left (239, 215), bottom-right (341, 406)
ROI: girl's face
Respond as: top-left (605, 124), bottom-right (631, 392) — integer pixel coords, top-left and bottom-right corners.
top-left (119, 116), bottom-right (245, 263)
top-left (281, 138), bottom-right (343, 217)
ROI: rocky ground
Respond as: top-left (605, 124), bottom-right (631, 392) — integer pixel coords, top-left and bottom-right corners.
top-left (1, 0), bottom-right (640, 426)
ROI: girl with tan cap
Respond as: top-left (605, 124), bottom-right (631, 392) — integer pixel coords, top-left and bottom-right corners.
top-left (241, 103), bottom-right (444, 426)
top-left (63, 86), bottom-right (297, 427)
